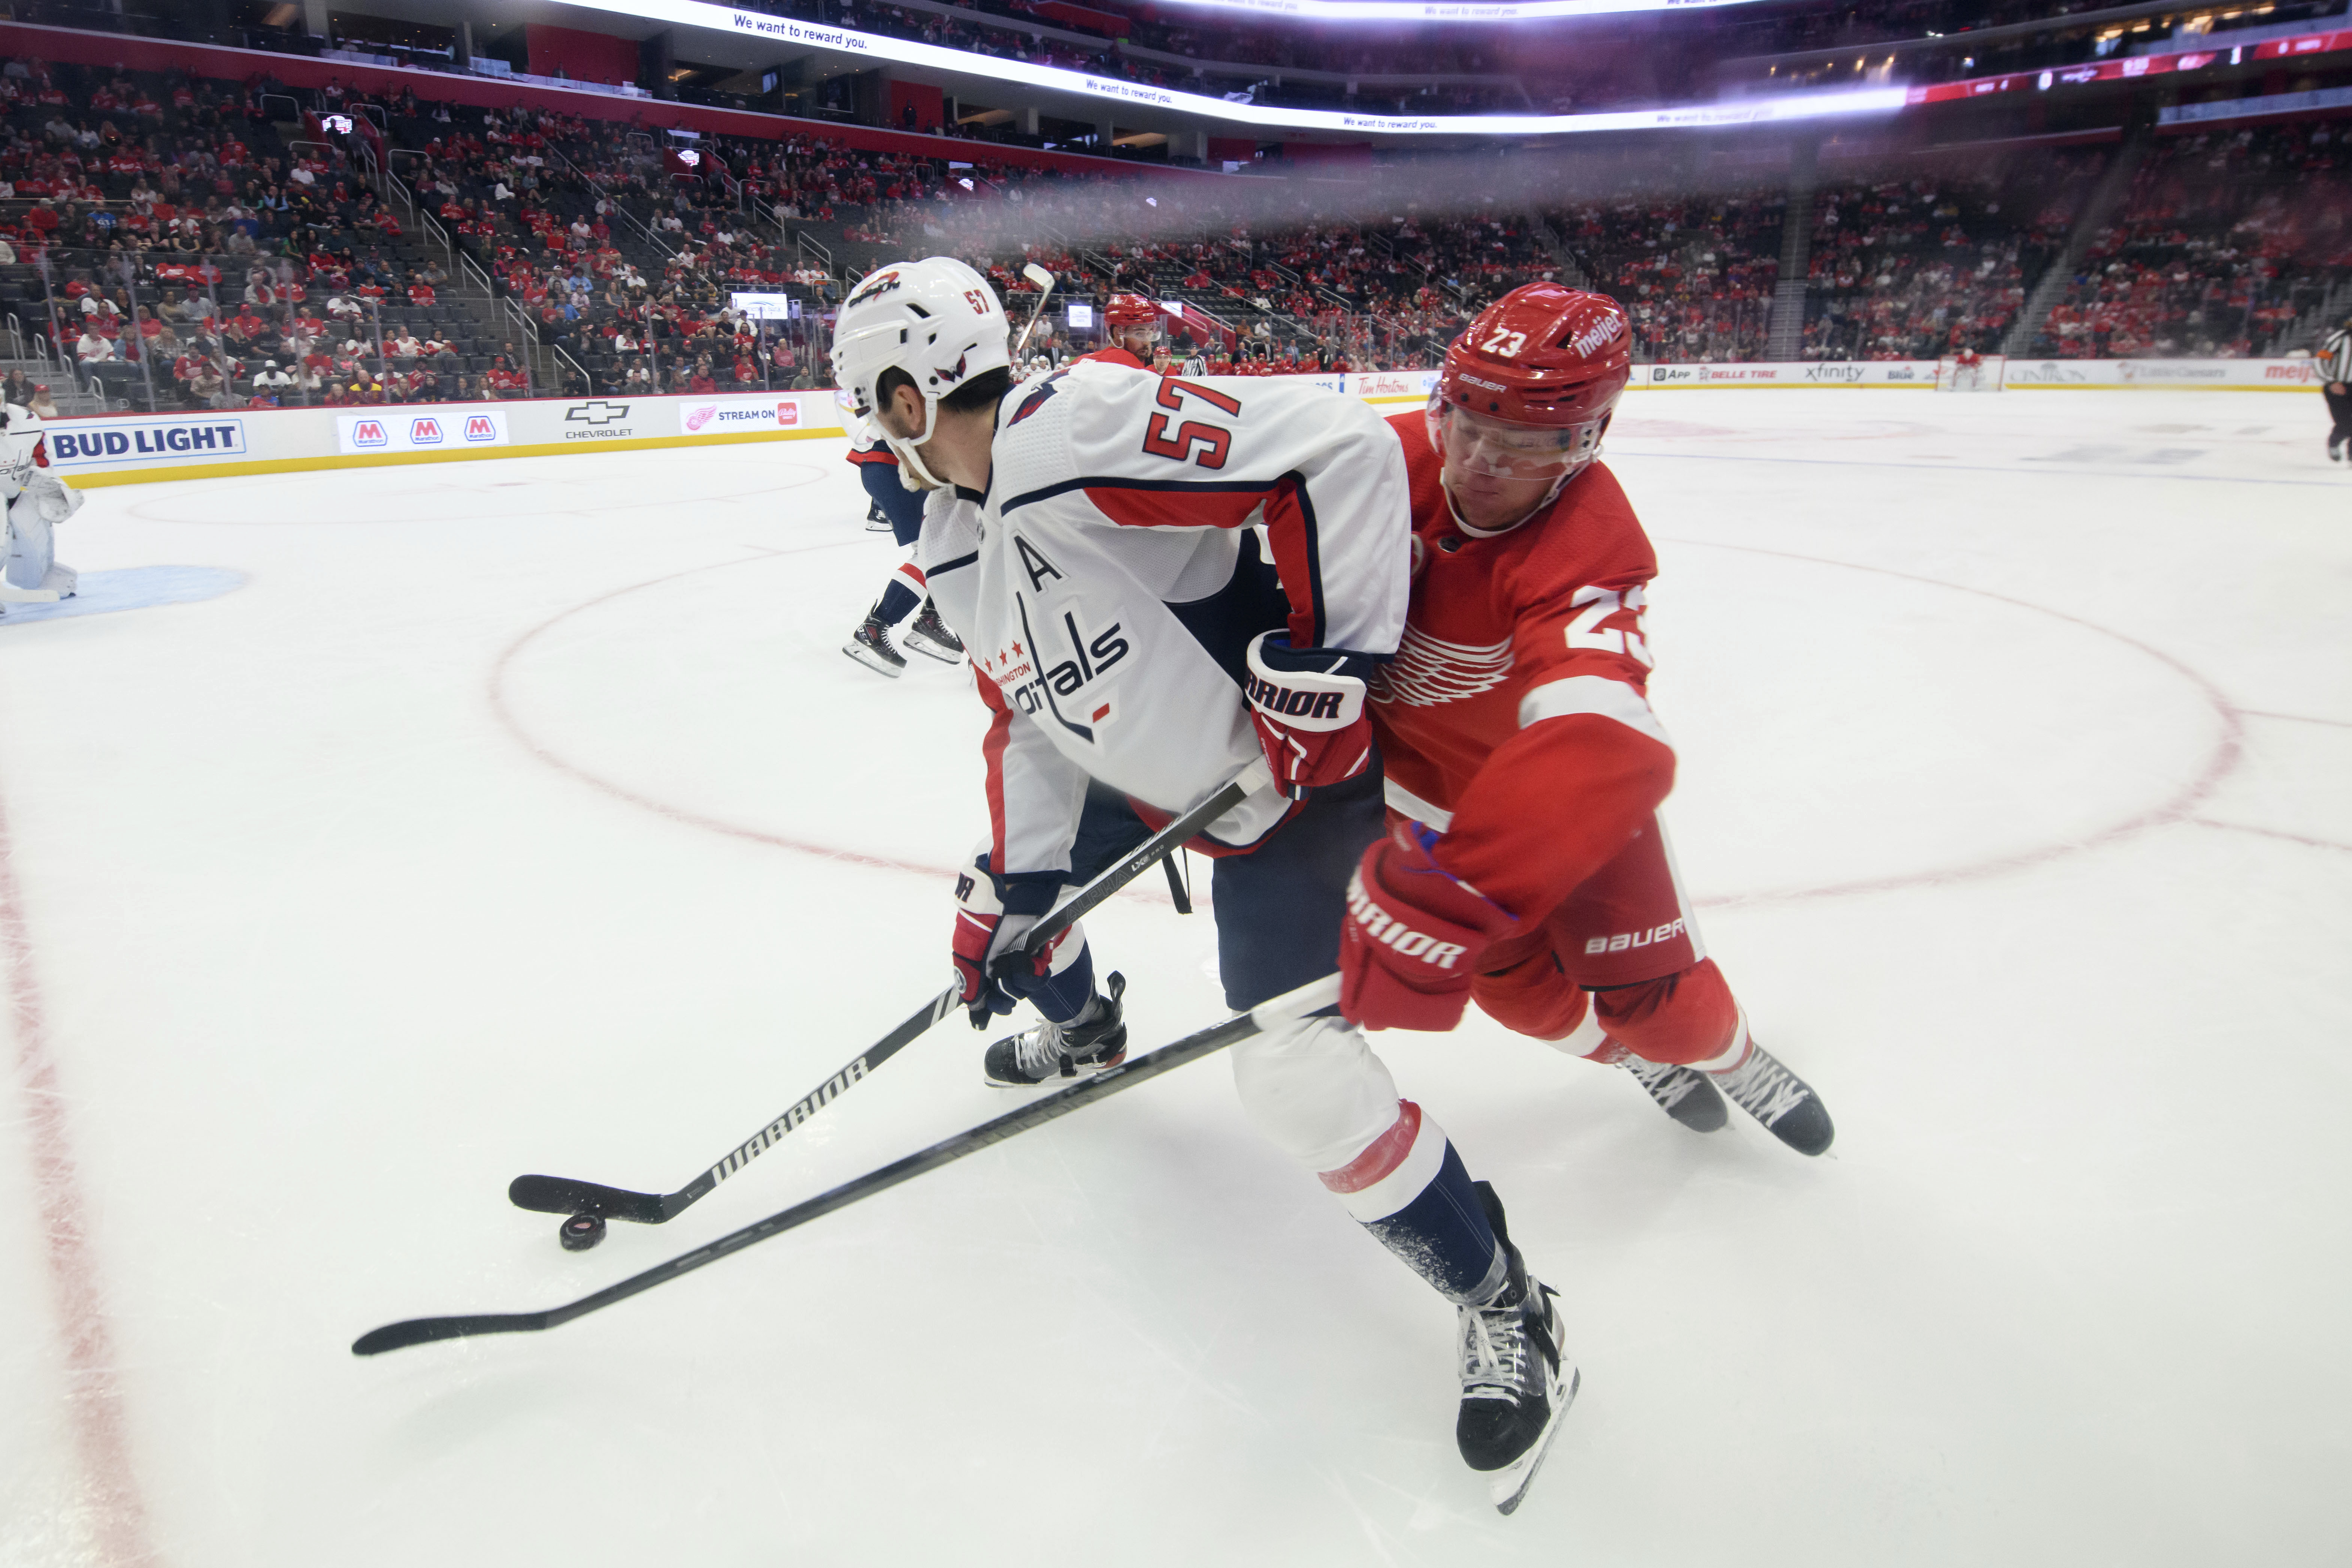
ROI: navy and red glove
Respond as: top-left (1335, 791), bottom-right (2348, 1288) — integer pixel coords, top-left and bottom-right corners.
top-left (1339, 821), bottom-right (1518, 1033)
top-left (951, 857), bottom-right (1084, 1027)
top-left (1244, 632), bottom-right (1375, 800)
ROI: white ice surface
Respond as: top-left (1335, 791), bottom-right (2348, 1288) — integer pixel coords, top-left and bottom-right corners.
top-left (1, 391), bottom-right (2348, 1567)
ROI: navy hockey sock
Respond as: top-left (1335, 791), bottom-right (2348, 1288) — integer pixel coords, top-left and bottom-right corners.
top-left (875, 578), bottom-right (923, 626)
top-left (1362, 1140), bottom-right (1508, 1303)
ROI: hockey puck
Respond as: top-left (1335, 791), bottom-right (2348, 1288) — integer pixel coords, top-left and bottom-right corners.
top-left (559, 1212), bottom-right (607, 1251)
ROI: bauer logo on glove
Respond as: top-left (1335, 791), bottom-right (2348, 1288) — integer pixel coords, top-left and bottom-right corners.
top-left (1245, 631), bottom-right (1375, 798)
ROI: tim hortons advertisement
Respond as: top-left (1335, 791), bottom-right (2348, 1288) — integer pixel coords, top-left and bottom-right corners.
top-left (1347, 370), bottom-right (1442, 401)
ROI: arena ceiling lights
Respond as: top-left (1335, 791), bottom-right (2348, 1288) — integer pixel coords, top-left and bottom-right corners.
top-left (561, 0), bottom-right (1905, 136)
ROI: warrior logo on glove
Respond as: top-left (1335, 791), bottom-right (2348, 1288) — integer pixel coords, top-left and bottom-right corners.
top-left (1244, 631), bottom-right (1375, 799)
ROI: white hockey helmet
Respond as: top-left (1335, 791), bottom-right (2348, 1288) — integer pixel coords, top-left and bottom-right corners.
top-left (831, 257), bottom-right (1010, 487)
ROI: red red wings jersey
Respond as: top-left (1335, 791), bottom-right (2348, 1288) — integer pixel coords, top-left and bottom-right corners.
top-left (1368, 410), bottom-right (1676, 922)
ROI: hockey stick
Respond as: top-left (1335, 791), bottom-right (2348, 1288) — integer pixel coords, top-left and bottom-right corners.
top-left (506, 760), bottom-right (1271, 1229)
top-left (1011, 263), bottom-right (1057, 360)
top-left (357, 974), bottom-right (1336, 1356)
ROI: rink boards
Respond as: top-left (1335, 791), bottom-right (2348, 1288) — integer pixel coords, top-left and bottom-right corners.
top-left (43, 358), bottom-right (2324, 488)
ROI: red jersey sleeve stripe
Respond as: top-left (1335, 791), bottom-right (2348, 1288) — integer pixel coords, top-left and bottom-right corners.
top-left (1517, 675), bottom-right (1673, 749)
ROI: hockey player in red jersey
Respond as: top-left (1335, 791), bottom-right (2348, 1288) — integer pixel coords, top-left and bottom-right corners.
top-left (834, 257), bottom-right (1574, 1511)
top-left (1081, 292), bottom-right (1160, 370)
top-left (1340, 283), bottom-right (1834, 1156)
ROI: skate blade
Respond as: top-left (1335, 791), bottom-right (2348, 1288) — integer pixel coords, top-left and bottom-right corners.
top-left (842, 641), bottom-right (904, 678)
top-left (1490, 1365), bottom-right (1578, 1516)
top-left (902, 632), bottom-right (963, 663)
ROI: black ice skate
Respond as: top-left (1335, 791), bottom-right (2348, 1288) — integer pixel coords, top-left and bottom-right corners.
top-left (1457, 1182), bottom-right (1577, 1515)
top-left (903, 601), bottom-right (965, 663)
top-left (1708, 1040), bottom-right (1835, 1156)
top-left (843, 611), bottom-right (906, 678)
top-left (983, 973), bottom-right (1128, 1087)
top-left (865, 499), bottom-right (895, 531)
top-left (1620, 1053), bottom-right (1728, 1133)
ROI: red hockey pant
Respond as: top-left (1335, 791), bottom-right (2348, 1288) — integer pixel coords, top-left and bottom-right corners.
top-left (1465, 814), bottom-right (1740, 1066)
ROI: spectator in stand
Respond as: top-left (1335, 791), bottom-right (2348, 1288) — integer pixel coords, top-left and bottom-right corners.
top-left (688, 355), bottom-right (717, 394)
top-left (254, 359), bottom-right (296, 400)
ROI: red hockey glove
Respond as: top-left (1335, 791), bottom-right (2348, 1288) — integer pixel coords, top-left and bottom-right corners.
top-left (1339, 822), bottom-right (1518, 1033)
top-left (1244, 632), bottom-right (1375, 800)
top-left (951, 857), bottom-right (1075, 1027)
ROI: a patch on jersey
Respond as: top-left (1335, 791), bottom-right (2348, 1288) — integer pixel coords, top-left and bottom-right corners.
top-left (1007, 372), bottom-right (1068, 427)
top-left (1369, 624), bottom-right (1514, 708)
top-left (1014, 533), bottom-right (1065, 593)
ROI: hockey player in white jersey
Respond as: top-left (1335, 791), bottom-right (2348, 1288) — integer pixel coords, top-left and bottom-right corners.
top-left (0, 400), bottom-right (81, 615)
top-left (832, 257), bottom-right (1573, 1510)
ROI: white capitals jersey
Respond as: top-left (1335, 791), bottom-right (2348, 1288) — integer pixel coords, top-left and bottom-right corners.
top-left (918, 360), bottom-right (1410, 888)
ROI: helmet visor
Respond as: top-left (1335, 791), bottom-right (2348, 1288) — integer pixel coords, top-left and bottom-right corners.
top-left (1429, 396), bottom-right (1601, 480)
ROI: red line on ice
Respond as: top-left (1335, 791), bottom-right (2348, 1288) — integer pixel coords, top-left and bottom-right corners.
top-left (488, 547), bottom-right (1187, 908)
top-left (486, 545), bottom-right (956, 877)
top-left (0, 787), bottom-right (165, 1565)
top-left (1664, 540), bottom-right (2247, 910)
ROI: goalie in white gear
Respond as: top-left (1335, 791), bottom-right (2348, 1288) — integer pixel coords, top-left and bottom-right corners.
top-left (0, 400), bottom-right (81, 612)
top-left (832, 257), bottom-right (1575, 1510)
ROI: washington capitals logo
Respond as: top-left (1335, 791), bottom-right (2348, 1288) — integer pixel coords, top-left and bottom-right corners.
top-left (1009, 370), bottom-right (1070, 426)
top-left (845, 270), bottom-right (904, 308)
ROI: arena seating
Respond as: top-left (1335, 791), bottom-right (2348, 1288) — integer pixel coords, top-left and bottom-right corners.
top-left (8, 42), bottom-right (2347, 416)
top-left (2025, 123), bottom-right (2352, 359)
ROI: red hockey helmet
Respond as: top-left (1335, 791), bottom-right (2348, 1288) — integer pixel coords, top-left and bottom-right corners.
top-left (1429, 284), bottom-right (1631, 481)
top-left (1104, 293), bottom-right (1159, 328)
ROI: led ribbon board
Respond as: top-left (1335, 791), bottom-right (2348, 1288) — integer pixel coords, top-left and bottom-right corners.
top-left (556, 0), bottom-right (1905, 136)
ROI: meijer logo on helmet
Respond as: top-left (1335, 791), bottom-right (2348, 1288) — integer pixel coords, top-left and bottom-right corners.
top-left (1567, 314), bottom-right (1624, 358)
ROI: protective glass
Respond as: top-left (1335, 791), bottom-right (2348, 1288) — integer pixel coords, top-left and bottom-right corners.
top-left (1428, 396), bottom-right (1602, 480)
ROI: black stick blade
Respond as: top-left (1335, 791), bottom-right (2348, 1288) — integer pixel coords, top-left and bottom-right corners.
top-left (352, 1311), bottom-right (551, 1356)
top-left (508, 1174), bottom-right (671, 1224)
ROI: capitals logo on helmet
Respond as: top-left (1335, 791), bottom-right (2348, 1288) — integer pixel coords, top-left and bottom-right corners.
top-left (1437, 283), bottom-right (1632, 429)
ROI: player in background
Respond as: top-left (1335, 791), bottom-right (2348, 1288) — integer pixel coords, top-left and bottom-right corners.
top-left (1080, 293), bottom-right (1162, 370)
top-left (0, 399), bottom-right (81, 616)
top-left (841, 422), bottom-right (965, 677)
top-left (1343, 282), bottom-right (1834, 1157)
top-left (2321, 313), bottom-right (2352, 461)
top-left (834, 256), bottom-right (1575, 1509)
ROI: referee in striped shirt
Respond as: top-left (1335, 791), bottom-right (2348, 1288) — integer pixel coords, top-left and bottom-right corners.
top-left (2325, 315), bottom-right (2352, 461)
